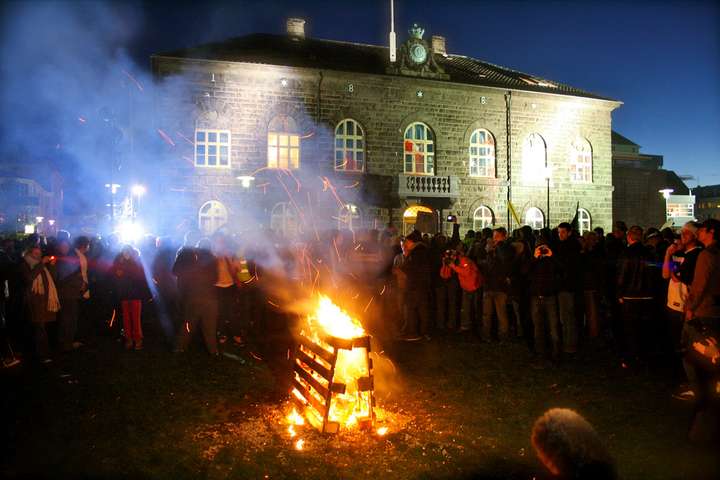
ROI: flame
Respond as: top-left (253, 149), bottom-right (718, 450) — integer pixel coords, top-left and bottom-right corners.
top-left (377, 426), bottom-right (389, 436)
top-left (308, 295), bottom-right (365, 339)
top-left (295, 439), bottom-right (304, 450)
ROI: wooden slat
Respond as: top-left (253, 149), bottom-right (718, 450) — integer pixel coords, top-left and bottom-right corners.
top-left (323, 421), bottom-right (340, 434)
top-left (292, 378), bottom-right (327, 416)
top-left (352, 336), bottom-right (371, 349)
top-left (296, 349), bottom-right (332, 380)
top-left (357, 375), bottom-right (374, 392)
top-left (298, 335), bottom-right (335, 364)
top-left (323, 334), bottom-right (354, 350)
top-left (294, 363), bottom-right (329, 398)
top-left (330, 382), bottom-right (346, 394)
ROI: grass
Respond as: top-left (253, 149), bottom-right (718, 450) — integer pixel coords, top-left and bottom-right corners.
top-left (2, 323), bottom-right (719, 480)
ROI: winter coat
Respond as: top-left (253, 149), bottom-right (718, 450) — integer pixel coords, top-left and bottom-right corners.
top-left (581, 248), bottom-right (606, 292)
top-left (441, 255), bottom-right (481, 292)
top-left (481, 240), bottom-right (514, 293)
top-left (552, 238), bottom-right (581, 292)
top-left (686, 243), bottom-right (720, 318)
top-left (529, 256), bottom-right (559, 297)
top-left (19, 260), bottom-right (58, 324)
top-left (617, 242), bottom-right (655, 299)
top-left (400, 243), bottom-right (433, 294)
top-left (56, 253), bottom-right (86, 300)
top-left (112, 255), bottom-right (150, 301)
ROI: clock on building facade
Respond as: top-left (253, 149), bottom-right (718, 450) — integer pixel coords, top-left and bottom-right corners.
top-left (389, 23), bottom-right (448, 79)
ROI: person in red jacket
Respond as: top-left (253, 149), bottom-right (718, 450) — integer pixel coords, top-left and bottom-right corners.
top-left (441, 243), bottom-right (482, 334)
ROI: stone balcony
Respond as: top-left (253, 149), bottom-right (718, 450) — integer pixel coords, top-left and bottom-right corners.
top-left (397, 174), bottom-right (460, 198)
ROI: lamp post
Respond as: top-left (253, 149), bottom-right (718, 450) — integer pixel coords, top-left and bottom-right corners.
top-left (131, 184), bottom-right (146, 220)
top-left (544, 165), bottom-right (552, 229)
top-left (659, 188), bottom-right (674, 225)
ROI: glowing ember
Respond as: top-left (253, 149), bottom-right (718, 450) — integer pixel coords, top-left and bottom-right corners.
top-left (295, 439), bottom-right (304, 450)
top-left (377, 426), bottom-right (389, 436)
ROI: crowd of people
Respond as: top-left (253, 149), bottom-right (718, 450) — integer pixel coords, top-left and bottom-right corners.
top-left (0, 217), bottom-right (718, 441)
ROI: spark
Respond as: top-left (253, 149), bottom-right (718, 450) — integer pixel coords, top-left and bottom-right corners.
top-left (268, 300), bottom-right (280, 308)
top-left (363, 296), bottom-right (375, 313)
top-left (181, 156), bottom-right (194, 166)
top-left (108, 309), bottom-right (116, 328)
top-left (377, 426), bottom-right (389, 436)
top-left (176, 131), bottom-right (195, 146)
top-left (288, 425), bottom-right (297, 438)
top-left (157, 129), bottom-right (176, 147)
top-left (78, 116), bottom-right (86, 123)
top-left (250, 352), bottom-right (263, 361)
top-left (295, 439), bottom-right (304, 450)
top-left (320, 176), bottom-right (345, 208)
top-left (343, 181), bottom-right (360, 189)
top-left (380, 284), bottom-right (386, 295)
top-left (276, 173), bottom-right (306, 223)
top-left (332, 238), bottom-right (342, 263)
top-left (300, 130), bottom-right (315, 139)
top-left (185, 322), bottom-right (190, 333)
top-left (122, 69), bottom-right (144, 92)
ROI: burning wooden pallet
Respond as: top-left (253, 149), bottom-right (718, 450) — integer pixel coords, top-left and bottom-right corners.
top-left (291, 329), bottom-right (376, 434)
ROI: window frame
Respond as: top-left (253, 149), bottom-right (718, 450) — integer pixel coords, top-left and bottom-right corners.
top-left (198, 200), bottom-right (228, 234)
top-left (524, 207), bottom-right (545, 230)
top-left (195, 129), bottom-right (231, 168)
top-left (334, 119), bottom-right (366, 172)
top-left (522, 133), bottom-right (547, 186)
top-left (578, 208), bottom-right (592, 235)
top-left (472, 205), bottom-right (494, 230)
top-left (270, 201), bottom-right (299, 237)
top-left (468, 129), bottom-right (496, 178)
top-left (569, 138), bottom-right (593, 184)
top-left (267, 115), bottom-right (300, 170)
top-left (403, 122), bottom-right (435, 175)
top-left (338, 203), bottom-right (362, 231)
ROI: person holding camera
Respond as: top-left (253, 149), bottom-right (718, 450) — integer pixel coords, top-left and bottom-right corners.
top-left (529, 239), bottom-right (561, 363)
top-left (440, 243), bottom-right (481, 333)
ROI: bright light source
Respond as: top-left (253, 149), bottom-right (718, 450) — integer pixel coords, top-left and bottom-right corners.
top-left (542, 165), bottom-right (552, 179)
top-left (280, 78), bottom-right (288, 87)
top-left (131, 184), bottom-right (146, 196)
top-left (24, 224), bottom-right (35, 234)
top-left (117, 222), bottom-right (144, 244)
top-left (659, 188), bottom-right (674, 199)
top-left (105, 183), bottom-right (121, 194)
top-left (236, 175), bottom-right (255, 189)
top-left (48, 219), bottom-right (55, 226)
top-left (35, 216), bottom-right (44, 223)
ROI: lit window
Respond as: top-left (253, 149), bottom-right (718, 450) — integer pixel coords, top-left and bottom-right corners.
top-left (570, 138), bottom-right (592, 183)
top-left (195, 129), bottom-right (230, 168)
top-left (267, 115), bottom-right (300, 169)
top-left (469, 129), bottom-right (495, 177)
top-left (198, 201), bottom-right (228, 234)
top-left (338, 203), bottom-right (361, 231)
top-left (522, 133), bottom-right (547, 186)
top-left (472, 205), bottom-right (494, 230)
top-left (578, 208), bottom-right (591, 235)
top-left (525, 207), bottom-right (545, 230)
top-left (667, 203), bottom-right (694, 218)
top-left (404, 122), bottom-right (435, 175)
top-left (270, 202), bottom-right (299, 237)
top-left (335, 119), bottom-right (365, 172)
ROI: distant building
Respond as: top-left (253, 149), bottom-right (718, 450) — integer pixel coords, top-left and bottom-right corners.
top-left (611, 131), bottom-right (692, 228)
top-left (149, 18), bottom-right (621, 238)
top-left (695, 184), bottom-right (720, 221)
top-left (0, 162), bottom-right (63, 234)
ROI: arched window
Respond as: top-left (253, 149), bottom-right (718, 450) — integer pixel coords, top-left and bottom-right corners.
top-left (469, 129), bottom-right (495, 177)
top-left (198, 201), bottom-right (228, 234)
top-left (524, 207), bottom-right (545, 230)
top-left (267, 115), bottom-right (300, 169)
top-left (522, 133), bottom-right (547, 186)
top-left (338, 203), bottom-right (362, 231)
top-left (578, 208), bottom-right (592, 235)
top-left (569, 138), bottom-right (592, 183)
top-left (472, 205), bottom-right (494, 230)
top-left (403, 122), bottom-right (435, 175)
top-left (335, 119), bottom-right (365, 172)
top-left (270, 202), bottom-right (298, 237)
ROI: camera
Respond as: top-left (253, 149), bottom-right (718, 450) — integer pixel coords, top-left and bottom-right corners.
top-left (442, 249), bottom-right (458, 265)
top-left (446, 214), bottom-right (457, 223)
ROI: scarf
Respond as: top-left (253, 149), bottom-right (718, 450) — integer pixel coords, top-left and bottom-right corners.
top-left (24, 254), bottom-right (61, 313)
top-left (76, 248), bottom-right (90, 299)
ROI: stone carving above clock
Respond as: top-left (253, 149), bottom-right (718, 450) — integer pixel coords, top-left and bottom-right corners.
top-left (387, 23), bottom-right (448, 80)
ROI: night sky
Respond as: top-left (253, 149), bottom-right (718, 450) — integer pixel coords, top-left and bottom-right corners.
top-left (129, 0), bottom-right (720, 187)
top-left (2, 0), bottom-right (719, 189)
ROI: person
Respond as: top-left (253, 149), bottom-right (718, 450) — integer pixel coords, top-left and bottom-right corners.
top-left (212, 232), bottom-right (243, 345)
top-left (172, 230), bottom-right (201, 334)
top-left (580, 231), bottom-right (605, 342)
top-left (481, 227), bottom-right (514, 342)
top-left (175, 238), bottom-right (219, 355)
top-left (19, 245), bottom-right (60, 362)
top-left (531, 408), bottom-right (617, 480)
top-left (430, 234), bottom-right (458, 331)
top-left (399, 230), bottom-right (433, 341)
top-left (441, 242), bottom-right (481, 333)
top-left (111, 245), bottom-right (149, 350)
top-left (616, 225), bottom-right (655, 363)
top-left (553, 222), bottom-right (581, 356)
top-left (529, 239), bottom-right (561, 363)
top-left (55, 239), bottom-right (87, 352)
top-left (151, 236), bottom-right (179, 339)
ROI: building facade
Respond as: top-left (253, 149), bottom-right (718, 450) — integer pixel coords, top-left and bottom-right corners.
top-left (149, 20), bottom-right (620, 238)
top-left (695, 184), bottom-right (720, 221)
top-left (0, 162), bottom-right (63, 235)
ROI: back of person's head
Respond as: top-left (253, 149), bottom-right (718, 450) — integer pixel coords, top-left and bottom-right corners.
top-left (184, 229), bottom-right (201, 247)
top-left (700, 218), bottom-right (720, 242)
top-left (493, 227), bottom-right (507, 238)
top-left (627, 225), bottom-right (643, 243)
top-left (56, 230), bottom-right (71, 243)
top-left (465, 230), bottom-right (475, 239)
top-left (594, 226), bottom-right (605, 237)
top-left (558, 222), bottom-right (572, 231)
top-left (196, 238), bottom-right (212, 251)
top-left (74, 236), bottom-right (90, 250)
top-left (531, 408), bottom-right (616, 480)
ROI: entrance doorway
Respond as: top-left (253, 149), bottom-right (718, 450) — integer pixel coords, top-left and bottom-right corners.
top-left (403, 205), bottom-right (437, 235)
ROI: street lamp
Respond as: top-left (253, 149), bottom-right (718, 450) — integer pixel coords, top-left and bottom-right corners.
top-left (659, 188), bottom-right (675, 226)
top-left (236, 175), bottom-right (255, 189)
top-left (543, 165), bottom-right (552, 228)
top-left (131, 184), bottom-right (146, 196)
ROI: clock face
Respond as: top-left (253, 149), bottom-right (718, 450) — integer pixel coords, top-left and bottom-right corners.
top-left (409, 43), bottom-right (427, 64)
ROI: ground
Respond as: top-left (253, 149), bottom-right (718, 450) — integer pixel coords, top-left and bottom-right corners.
top-left (2, 323), bottom-right (719, 480)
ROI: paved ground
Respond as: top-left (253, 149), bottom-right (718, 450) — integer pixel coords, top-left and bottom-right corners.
top-left (2, 322), bottom-right (719, 479)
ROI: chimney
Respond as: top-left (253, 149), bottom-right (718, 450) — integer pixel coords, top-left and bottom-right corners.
top-left (431, 35), bottom-right (447, 55)
top-left (287, 18), bottom-right (306, 39)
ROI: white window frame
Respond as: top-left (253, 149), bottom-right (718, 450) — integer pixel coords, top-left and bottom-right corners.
top-left (525, 207), bottom-right (545, 230)
top-left (404, 122), bottom-right (435, 175)
top-left (570, 138), bottom-right (593, 183)
top-left (472, 205), bottom-right (494, 230)
top-left (468, 129), bottom-right (496, 178)
top-left (195, 129), bottom-right (231, 168)
top-left (338, 203), bottom-right (362, 231)
top-left (198, 200), bottom-right (228, 234)
top-left (334, 119), bottom-right (365, 172)
top-left (270, 202), bottom-right (299, 237)
top-left (267, 116), bottom-right (300, 169)
top-left (522, 133), bottom-right (547, 186)
top-left (578, 208), bottom-right (591, 235)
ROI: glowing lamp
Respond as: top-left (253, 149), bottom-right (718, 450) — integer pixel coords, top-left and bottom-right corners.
top-left (117, 222), bottom-right (144, 244)
top-left (659, 188), bottom-right (674, 200)
top-left (48, 219), bottom-right (56, 226)
top-left (236, 176), bottom-right (255, 189)
top-left (35, 216), bottom-right (44, 223)
top-left (24, 225), bottom-right (35, 234)
top-left (131, 184), bottom-right (146, 196)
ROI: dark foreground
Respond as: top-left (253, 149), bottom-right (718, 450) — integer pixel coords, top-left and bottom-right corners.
top-left (2, 328), bottom-right (719, 480)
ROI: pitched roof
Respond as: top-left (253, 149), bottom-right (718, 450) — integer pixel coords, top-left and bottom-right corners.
top-left (611, 130), bottom-right (639, 147)
top-left (154, 33), bottom-right (617, 102)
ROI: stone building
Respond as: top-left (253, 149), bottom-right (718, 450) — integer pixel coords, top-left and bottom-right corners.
top-left (695, 184), bottom-right (720, 221)
top-left (0, 161), bottom-right (63, 235)
top-left (150, 19), bottom-right (621, 237)
top-left (611, 131), bottom-right (691, 228)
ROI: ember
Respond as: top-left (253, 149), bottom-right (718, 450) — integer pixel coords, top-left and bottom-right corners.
top-left (290, 295), bottom-right (376, 433)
